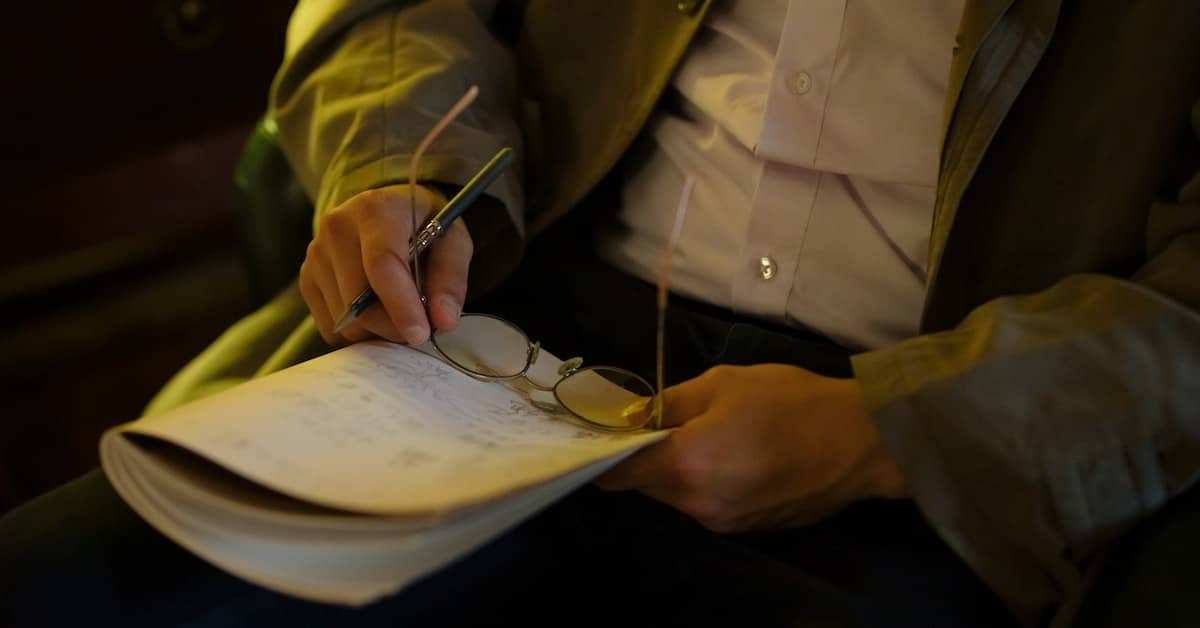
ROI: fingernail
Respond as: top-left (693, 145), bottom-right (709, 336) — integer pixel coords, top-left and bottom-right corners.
top-left (439, 295), bottom-right (462, 324)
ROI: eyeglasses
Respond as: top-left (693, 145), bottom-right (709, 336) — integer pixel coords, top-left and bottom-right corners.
top-left (402, 86), bottom-right (692, 432)
top-left (426, 312), bottom-right (658, 431)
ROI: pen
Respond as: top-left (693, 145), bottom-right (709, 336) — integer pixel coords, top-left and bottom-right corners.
top-left (332, 146), bottom-right (515, 334)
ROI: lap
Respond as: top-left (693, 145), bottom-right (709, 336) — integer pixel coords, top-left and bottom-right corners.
top-left (1, 466), bottom-right (1015, 628)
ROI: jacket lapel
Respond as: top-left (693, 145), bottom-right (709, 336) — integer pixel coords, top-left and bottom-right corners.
top-left (519, 0), bottom-right (713, 234)
top-left (941, 0), bottom-right (1014, 143)
top-left (923, 0), bottom-right (1063, 330)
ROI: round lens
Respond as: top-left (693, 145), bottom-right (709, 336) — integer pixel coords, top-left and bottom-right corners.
top-left (432, 314), bottom-right (531, 378)
top-left (554, 366), bottom-right (656, 430)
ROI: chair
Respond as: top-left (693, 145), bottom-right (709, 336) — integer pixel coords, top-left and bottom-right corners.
top-left (232, 115), bottom-right (314, 307)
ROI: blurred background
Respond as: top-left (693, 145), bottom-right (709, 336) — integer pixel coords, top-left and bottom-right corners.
top-left (0, 0), bottom-right (299, 514)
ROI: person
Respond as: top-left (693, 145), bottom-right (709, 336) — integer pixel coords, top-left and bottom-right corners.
top-left (3, 1), bottom-right (1199, 626)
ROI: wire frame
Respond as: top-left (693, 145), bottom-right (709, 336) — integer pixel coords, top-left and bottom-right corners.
top-left (653, 176), bottom-right (695, 429)
top-left (428, 311), bottom-right (658, 430)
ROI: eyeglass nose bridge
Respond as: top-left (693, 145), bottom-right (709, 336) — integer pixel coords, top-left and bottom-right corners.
top-left (526, 340), bottom-right (585, 380)
top-left (556, 357), bottom-right (584, 377)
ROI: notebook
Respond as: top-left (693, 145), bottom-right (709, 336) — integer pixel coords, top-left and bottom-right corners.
top-left (99, 339), bottom-right (666, 605)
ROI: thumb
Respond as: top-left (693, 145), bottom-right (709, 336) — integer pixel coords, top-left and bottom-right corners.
top-left (659, 370), bottom-right (719, 428)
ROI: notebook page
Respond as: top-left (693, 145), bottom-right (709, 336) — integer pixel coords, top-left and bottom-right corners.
top-left (121, 340), bottom-right (665, 515)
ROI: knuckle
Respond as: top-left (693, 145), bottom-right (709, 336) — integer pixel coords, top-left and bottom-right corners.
top-left (318, 211), bottom-right (348, 237)
top-left (663, 446), bottom-right (711, 491)
top-left (356, 187), bottom-right (408, 217)
top-left (362, 250), bottom-right (405, 280)
top-left (701, 364), bottom-right (737, 385)
top-left (354, 187), bottom-right (388, 208)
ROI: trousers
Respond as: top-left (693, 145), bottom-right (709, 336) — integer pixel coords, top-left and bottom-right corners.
top-left (0, 220), bottom-right (1019, 628)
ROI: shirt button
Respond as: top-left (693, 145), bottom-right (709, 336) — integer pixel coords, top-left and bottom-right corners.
top-left (785, 71), bottom-right (812, 96)
top-left (759, 256), bottom-right (778, 280)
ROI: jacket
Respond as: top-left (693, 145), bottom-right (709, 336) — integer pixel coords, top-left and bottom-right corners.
top-left (146, 1), bottom-right (1200, 624)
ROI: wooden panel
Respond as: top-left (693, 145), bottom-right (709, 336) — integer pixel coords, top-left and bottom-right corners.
top-left (0, 1), bottom-right (297, 268)
top-left (0, 0), bottom-right (296, 178)
top-left (0, 1), bottom-right (297, 514)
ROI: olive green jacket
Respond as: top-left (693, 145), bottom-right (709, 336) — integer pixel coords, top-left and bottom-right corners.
top-left (146, 1), bottom-right (1200, 625)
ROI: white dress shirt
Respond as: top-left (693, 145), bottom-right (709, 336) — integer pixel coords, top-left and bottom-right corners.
top-left (596, 0), bottom-right (965, 350)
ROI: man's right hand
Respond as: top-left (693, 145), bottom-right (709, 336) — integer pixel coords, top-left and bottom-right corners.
top-left (299, 183), bottom-right (474, 347)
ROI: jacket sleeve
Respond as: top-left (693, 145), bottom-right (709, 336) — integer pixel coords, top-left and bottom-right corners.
top-left (851, 100), bottom-right (1200, 627)
top-left (268, 0), bottom-right (526, 299)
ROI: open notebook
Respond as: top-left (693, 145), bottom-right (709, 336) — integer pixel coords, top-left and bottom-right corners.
top-left (99, 339), bottom-right (666, 605)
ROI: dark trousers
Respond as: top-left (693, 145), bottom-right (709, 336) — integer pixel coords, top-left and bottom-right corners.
top-left (0, 223), bottom-right (1019, 627)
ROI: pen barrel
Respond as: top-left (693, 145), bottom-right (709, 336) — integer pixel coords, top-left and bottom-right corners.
top-left (434, 148), bottom-right (514, 227)
top-left (410, 221), bottom-right (444, 258)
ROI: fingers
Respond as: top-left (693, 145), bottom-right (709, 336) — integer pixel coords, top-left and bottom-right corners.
top-left (299, 184), bottom-right (452, 346)
top-left (299, 250), bottom-right (338, 346)
top-left (300, 241), bottom-right (368, 345)
top-left (593, 422), bottom-right (730, 529)
top-left (423, 219), bottom-right (473, 331)
top-left (319, 215), bottom-right (374, 344)
top-left (592, 430), bottom-right (706, 510)
top-left (594, 367), bottom-right (730, 494)
top-left (358, 197), bottom-right (428, 345)
top-left (592, 438), bottom-right (678, 493)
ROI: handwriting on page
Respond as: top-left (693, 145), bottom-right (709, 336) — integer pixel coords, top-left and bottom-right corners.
top-left (130, 341), bottom-right (663, 515)
top-left (282, 346), bottom-right (609, 451)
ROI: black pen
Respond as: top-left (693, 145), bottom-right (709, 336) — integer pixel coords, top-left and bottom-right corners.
top-left (333, 146), bottom-right (515, 334)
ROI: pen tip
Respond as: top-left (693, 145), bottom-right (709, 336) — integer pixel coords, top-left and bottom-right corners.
top-left (333, 310), bottom-right (357, 335)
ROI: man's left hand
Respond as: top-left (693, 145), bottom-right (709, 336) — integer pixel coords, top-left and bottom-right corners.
top-left (594, 364), bottom-right (909, 532)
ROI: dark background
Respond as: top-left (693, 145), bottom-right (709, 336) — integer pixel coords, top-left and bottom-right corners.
top-left (0, 0), bottom-right (298, 514)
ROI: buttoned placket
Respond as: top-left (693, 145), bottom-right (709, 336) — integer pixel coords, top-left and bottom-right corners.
top-left (729, 0), bottom-right (846, 322)
top-left (731, 161), bottom-right (821, 320)
top-left (753, 0), bottom-right (846, 166)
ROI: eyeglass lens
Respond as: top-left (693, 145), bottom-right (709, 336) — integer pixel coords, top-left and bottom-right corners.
top-left (554, 366), bottom-right (655, 430)
top-left (432, 314), bottom-right (531, 378)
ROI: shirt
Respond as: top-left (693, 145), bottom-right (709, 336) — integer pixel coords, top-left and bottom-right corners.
top-left (595, 0), bottom-right (965, 350)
